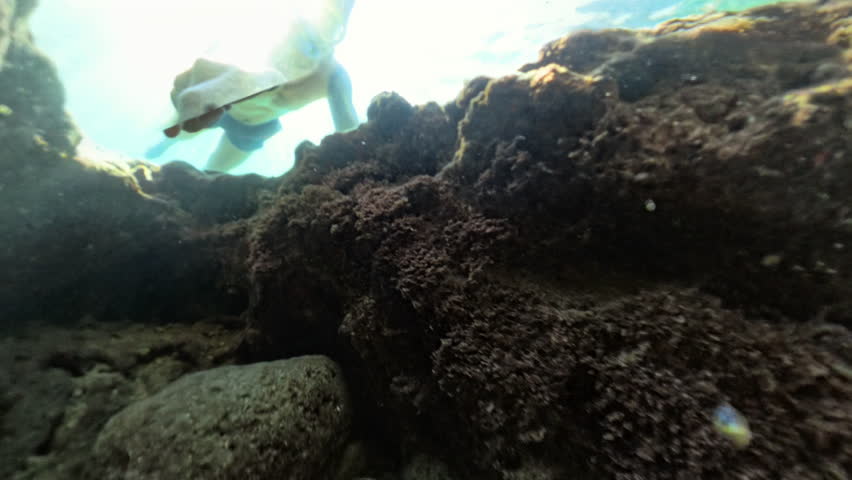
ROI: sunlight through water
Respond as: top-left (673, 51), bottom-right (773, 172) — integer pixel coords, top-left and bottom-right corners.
top-left (30, 0), bottom-right (595, 176)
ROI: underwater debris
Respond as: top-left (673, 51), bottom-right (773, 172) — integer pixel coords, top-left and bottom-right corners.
top-left (0, 103), bottom-right (11, 116)
top-left (761, 253), bottom-right (783, 267)
top-left (31, 133), bottom-right (47, 148)
top-left (713, 403), bottom-right (753, 449)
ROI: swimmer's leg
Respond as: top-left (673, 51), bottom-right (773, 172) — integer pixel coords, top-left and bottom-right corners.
top-left (144, 112), bottom-right (183, 159)
top-left (327, 62), bottom-right (359, 133)
top-left (204, 113), bottom-right (282, 172)
top-left (206, 135), bottom-right (253, 173)
top-left (144, 137), bottom-right (178, 159)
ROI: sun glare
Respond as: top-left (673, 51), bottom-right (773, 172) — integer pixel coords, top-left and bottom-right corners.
top-left (31, 0), bottom-right (590, 176)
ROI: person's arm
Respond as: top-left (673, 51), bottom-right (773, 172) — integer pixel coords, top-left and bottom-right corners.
top-left (327, 62), bottom-right (359, 133)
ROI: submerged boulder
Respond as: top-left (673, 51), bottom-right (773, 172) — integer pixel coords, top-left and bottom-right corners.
top-left (91, 356), bottom-right (352, 480)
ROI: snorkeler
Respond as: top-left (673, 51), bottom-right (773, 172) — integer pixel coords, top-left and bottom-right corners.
top-left (145, 0), bottom-right (359, 172)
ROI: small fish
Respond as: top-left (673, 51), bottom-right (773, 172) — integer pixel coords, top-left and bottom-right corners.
top-left (713, 403), bottom-right (752, 449)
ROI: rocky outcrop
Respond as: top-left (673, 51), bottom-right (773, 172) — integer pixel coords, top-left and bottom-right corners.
top-left (1, 1), bottom-right (850, 479)
top-left (0, 0), bottom-right (269, 328)
top-left (0, 318), bottom-right (244, 478)
top-left (0, 367), bottom-right (72, 480)
top-left (91, 356), bottom-right (351, 480)
top-left (242, 3), bottom-right (852, 478)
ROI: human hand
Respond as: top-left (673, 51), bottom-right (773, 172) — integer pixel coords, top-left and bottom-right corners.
top-left (163, 106), bottom-right (226, 138)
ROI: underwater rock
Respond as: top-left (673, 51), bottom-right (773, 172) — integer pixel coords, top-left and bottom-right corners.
top-left (241, 2), bottom-right (852, 478)
top-left (0, 368), bottom-right (72, 479)
top-left (400, 453), bottom-right (456, 480)
top-left (0, 0), bottom-right (76, 161)
top-left (0, 318), bottom-right (244, 478)
top-left (515, 0), bottom-right (852, 321)
top-left (0, 0), bottom-right (38, 67)
top-left (91, 356), bottom-right (351, 480)
top-left (0, 147), bottom-right (254, 328)
top-left (366, 91), bottom-right (415, 139)
top-left (0, 0), bottom-right (268, 328)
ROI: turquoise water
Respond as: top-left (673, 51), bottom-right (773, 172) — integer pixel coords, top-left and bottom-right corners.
top-left (29, 0), bottom-right (802, 177)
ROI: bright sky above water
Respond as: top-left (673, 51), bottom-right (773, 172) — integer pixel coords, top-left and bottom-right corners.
top-left (31, 1), bottom-right (593, 177)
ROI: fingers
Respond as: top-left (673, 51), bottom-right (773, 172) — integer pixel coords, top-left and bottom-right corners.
top-left (183, 107), bottom-right (226, 132)
top-left (164, 124), bottom-right (182, 138)
top-left (162, 107), bottom-right (226, 137)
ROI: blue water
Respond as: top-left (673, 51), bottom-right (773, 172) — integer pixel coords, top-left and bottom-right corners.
top-left (29, 0), bottom-right (801, 177)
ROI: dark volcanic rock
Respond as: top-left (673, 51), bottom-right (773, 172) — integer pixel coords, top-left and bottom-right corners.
top-left (91, 356), bottom-right (351, 480)
top-left (513, 3), bottom-right (852, 324)
top-left (241, 2), bottom-right (852, 479)
top-left (0, 367), bottom-right (72, 479)
top-left (0, 319), bottom-right (243, 478)
top-left (0, 0), bottom-right (268, 327)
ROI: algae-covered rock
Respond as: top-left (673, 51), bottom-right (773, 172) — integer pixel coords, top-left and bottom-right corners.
top-left (91, 355), bottom-right (352, 480)
top-left (400, 453), bottom-right (456, 480)
top-left (244, 2), bottom-right (852, 478)
top-left (0, 318), bottom-right (245, 479)
top-left (0, 0), bottom-right (270, 329)
top-left (0, 368), bottom-right (72, 479)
